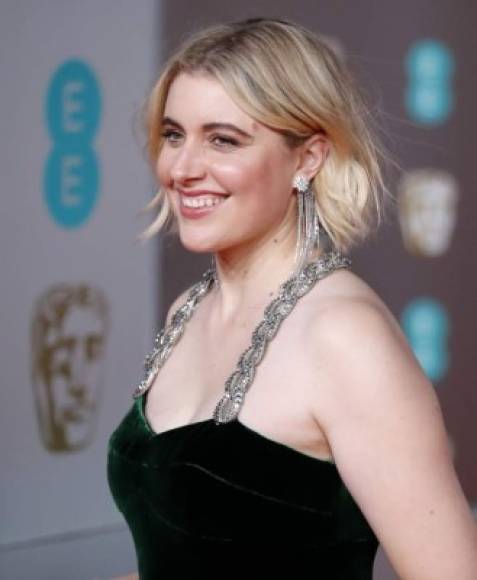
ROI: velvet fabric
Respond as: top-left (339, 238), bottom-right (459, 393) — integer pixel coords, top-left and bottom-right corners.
top-left (107, 394), bottom-right (379, 579)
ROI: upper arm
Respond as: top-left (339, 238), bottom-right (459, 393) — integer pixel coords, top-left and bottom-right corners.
top-left (310, 300), bottom-right (477, 580)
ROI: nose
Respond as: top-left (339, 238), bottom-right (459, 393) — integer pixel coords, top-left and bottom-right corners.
top-left (170, 139), bottom-right (206, 184)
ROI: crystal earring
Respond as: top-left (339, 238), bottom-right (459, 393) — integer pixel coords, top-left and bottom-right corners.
top-left (292, 174), bottom-right (321, 276)
top-left (209, 254), bottom-right (219, 288)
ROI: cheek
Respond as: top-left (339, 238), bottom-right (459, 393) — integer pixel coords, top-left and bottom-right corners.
top-left (242, 157), bottom-right (294, 211)
top-left (210, 160), bottom-right (251, 191)
top-left (211, 155), bottom-right (287, 199)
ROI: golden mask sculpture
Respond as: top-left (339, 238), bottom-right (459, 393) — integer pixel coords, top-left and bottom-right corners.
top-left (398, 168), bottom-right (458, 258)
top-left (31, 284), bottom-right (110, 452)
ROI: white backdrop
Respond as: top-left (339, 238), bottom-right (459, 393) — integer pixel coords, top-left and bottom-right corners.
top-left (0, 0), bottom-right (160, 551)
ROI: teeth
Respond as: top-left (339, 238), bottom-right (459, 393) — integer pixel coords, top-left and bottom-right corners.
top-left (182, 195), bottom-right (226, 208)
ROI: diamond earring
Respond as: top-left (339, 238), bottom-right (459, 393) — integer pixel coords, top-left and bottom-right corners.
top-left (292, 175), bottom-right (309, 193)
top-left (292, 175), bottom-right (321, 276)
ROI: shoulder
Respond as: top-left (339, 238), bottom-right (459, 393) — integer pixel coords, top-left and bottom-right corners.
top-left (303, 267), bottom-right (405, 352)
top-left (305, 269), bottom-right (433, 429)
top-left (304, 272), bottom-right (477, 578)
top-left (305, 267), bottom-right (414, 368)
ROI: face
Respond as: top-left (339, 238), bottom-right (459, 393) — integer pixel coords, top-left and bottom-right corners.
top-left (398, 170), bottom-right (458, 258)
top-left (157, 73), bottom-right (304, 256)
top-left (32, 294), bottom-right (106, 452)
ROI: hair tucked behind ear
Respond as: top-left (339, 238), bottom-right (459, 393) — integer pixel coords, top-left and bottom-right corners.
top-left (137, 17), bottom-right (396, 253)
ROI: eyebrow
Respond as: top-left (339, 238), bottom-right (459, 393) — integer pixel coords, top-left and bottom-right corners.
top-left (162, 116), bottom-right (255, 141)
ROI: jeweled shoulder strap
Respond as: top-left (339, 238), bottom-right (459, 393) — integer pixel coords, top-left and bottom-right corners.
top-left (133, 250), bottom-right (352, 426)
top-left (132, 269), bottom-right (215, 399)
top-left (212, 250), bottom-right (351, 423)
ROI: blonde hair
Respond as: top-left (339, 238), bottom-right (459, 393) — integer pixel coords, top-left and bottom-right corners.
top-left (138, 17), bottom-right (394, 253)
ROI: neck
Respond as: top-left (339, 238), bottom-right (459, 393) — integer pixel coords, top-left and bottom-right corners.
top-left (209, 223), bottom-right (325, 324)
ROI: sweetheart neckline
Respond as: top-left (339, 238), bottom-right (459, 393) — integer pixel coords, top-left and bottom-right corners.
top-left (137, 394), bottom-right (336, 467)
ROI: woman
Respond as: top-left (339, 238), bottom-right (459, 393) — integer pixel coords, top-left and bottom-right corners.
top-left (107, 18), bottom-right (477, 579)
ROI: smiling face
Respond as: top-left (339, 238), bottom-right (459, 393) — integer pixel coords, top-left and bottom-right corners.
top-left (156, 73), bottom-right (304, 257)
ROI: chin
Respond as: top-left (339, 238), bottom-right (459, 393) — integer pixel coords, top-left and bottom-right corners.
top-left (179, 234), bottom-right (219, 254)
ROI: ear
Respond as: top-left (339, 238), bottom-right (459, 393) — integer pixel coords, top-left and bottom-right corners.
top-left (295, 132), bottom-right (330, 181)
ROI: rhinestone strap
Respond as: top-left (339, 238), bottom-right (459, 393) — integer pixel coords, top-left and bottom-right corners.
top-left (132, 268), bottom-right (215, 400)
top-left (133, 250), bottom-right (352, 425)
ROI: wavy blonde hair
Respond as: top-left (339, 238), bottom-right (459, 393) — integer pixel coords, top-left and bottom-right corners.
top-left (137, 17), bottom-right (394, 253)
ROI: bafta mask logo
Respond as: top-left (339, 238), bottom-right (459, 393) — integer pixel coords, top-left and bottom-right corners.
top-left (31, 284), bottom-right (110, 452)
top-left (398, 168), bottom-right (458, 257)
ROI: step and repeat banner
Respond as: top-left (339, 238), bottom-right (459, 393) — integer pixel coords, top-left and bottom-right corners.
top-left (0, 0), bottom-right (159, 553)
top-left (1, 1), bottom-right (475, 579)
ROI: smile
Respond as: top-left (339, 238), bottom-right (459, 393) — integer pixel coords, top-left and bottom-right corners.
top-left (180, 195), bottom-right (227, 208)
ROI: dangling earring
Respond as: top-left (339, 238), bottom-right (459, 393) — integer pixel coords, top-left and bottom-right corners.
top-left (292, 174), bottom-right (321, 276)
top-left (209, 254), bottom-right (219, 288)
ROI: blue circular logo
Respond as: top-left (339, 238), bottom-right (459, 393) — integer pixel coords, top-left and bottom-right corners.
top-left (405, 39), bottom-right (455, 126)
top-left (43, 59), bottom-right (101, 228)
top-left (44, 146), bottom-right (100, 228)
top-left (401, 297), bottom-right (450, 384)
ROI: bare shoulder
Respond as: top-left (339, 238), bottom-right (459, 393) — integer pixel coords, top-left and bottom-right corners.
top-left (307, 267), bottom-right (404, 338)
top-left (305, 268), bottom-right (477, 579)
top-left (305, 266), bottom-right (437, 432)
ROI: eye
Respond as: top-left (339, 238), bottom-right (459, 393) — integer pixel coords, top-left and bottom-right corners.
top-left (211, 134), bottom-right (239, 148)
top-left (161, 129), bottom-right (183, 145)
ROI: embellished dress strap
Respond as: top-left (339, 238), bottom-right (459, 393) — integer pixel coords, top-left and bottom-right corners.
top-left (132, 269), bottom-right (215, 400)
top-left (133, 250), bottom-right (352, 424)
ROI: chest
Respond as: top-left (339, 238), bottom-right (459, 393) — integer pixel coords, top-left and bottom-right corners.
top-left (144, 298), bottom-right (334, 461)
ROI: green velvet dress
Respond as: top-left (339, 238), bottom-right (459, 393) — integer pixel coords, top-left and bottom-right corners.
top-left (107, 255), bottom-right (379, 578)
top-left (107, 391), bottom-right (379, 579)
